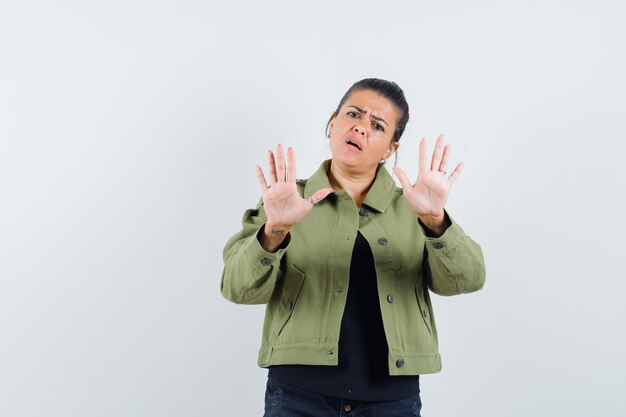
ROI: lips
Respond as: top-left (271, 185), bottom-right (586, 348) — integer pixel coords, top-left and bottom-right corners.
top-left (346, 137), bottom-right (363, 150)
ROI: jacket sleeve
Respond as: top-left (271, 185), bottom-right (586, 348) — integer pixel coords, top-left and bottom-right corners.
top-left (221, 199), bottom-right (290, 304)
top-left (419, 211), bottom-right (486, 296)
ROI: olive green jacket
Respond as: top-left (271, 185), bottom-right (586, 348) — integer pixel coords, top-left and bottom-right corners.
top-left (221, 161), bottom-right (486, 375)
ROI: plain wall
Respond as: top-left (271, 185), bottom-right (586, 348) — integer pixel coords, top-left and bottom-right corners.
top-left (1, 1), bottom-right (625, 416)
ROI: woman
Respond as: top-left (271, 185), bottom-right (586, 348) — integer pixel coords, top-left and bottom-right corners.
top-left (221, 78), bottom-right (486, 416)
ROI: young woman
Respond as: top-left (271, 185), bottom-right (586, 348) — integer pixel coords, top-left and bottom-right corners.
top-left (221, 78), bottom-right (486, 416)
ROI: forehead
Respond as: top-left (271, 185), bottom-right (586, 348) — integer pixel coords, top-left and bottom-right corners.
top-left (342, 89), bottom-right (399, 126)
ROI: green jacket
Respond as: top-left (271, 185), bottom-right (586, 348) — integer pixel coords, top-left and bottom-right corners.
top-left (221, 160), bottom-right (486, 375)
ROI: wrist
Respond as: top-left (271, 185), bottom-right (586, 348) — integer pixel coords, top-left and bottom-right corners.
top-left (418, 212), bottom-right (449, 237)
top-left (265, 223), bottom-right (292, 236)
top-left (259, 223), bottom-right (291, 253)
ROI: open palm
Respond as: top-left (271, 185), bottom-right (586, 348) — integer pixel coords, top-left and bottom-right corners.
top-left (393, 135), bottom-right (463, 218)
top-left (256, 144), bottom-right (333, 229)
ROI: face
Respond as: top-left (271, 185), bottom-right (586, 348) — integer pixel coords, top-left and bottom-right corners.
top-left (328, 89), bottom-right (400, 173)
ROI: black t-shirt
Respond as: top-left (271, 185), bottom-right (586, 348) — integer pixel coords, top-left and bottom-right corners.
top-left (268, 231), bottom-right (420, 401)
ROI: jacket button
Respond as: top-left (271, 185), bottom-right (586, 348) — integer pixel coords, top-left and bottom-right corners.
top-left (387, 294), bottom-right (395, 303)
top-left (432, 242), bottom-right (444, 249)
top-left (358, 208), bottom-right (370, 216)
top-left (396, 358), bottom-right (405, 368)
top-left (261, 258), bottom-right (272, 266)
top-left (378, 237), bottom-right (389, 245)
top-left (287, 301), bottom-right (293, 311)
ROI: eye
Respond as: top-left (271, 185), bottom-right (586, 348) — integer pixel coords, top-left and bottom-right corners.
top-left (374, 123), bottom-right (384, 132)
top-left (347, 111), bottom-right (358, 118)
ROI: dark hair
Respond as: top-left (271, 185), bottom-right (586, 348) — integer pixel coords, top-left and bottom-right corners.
top-left (325, 78), bottom-right (410, 143)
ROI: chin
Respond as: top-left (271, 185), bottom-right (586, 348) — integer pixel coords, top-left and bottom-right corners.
top-left (332, 154), bottom-right (377, 172)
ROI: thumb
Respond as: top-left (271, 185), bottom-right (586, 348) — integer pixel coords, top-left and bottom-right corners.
top-left (393, 167), bottom-right (412, 191)
top-left (310, 187), bottom-right (334, 205)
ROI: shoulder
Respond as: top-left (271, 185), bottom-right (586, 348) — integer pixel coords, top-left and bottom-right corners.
top-left (388, 185), bottom-right (415, 216)
top-left (296, 178), bottom-right (308, 196)
top-left (390, 183), bottom-right (405, 202)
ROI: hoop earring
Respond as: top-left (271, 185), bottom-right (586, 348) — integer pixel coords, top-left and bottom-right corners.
top-left (379, 159), bottom-right (386, 165)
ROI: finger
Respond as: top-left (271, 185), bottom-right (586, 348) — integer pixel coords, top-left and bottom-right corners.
top-left (447, 162), bottom-right (464, 186)
top-left (287, 147), bottom-right (297, 183)
top-left (393, 167), bottom-right (412, 191)
top-left (309, 187), bottom-right (335, 205)
top-left (430, 134), bottom-right (445, 171)
top-left (256, 165), bottom-right (269, 190)
top-left (418, 138), bottom-right (428, 172)
top-left (439, 144), bottom-right (451, 173)
top-left (267, 150), bottom-right (278, 184)
top-left (276, 143), bottom-right (286, 182)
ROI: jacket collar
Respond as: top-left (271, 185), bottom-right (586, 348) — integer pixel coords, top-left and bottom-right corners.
top-left (303, 160), bottom-right (396, 213)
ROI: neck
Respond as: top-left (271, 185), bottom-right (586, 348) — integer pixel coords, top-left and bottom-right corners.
top-left (328, 161), bottom-right (378, 207)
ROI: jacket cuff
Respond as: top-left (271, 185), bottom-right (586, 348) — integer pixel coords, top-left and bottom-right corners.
top-left (245, 224), bottom-right (291, 271)
top-left (418, 211), bottom-right (465, 256)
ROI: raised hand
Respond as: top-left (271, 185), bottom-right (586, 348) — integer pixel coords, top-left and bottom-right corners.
top-left (393, 135), bottom-right (463, 235)
top-left (256, 144), bottom-right (333, 250)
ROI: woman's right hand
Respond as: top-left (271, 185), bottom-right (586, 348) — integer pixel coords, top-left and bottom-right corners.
top-left (256, 144), bottom-right (333, 251)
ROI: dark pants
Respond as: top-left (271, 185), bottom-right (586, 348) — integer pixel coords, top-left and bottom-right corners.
top-left (263, 376), bottom-right (422, 417)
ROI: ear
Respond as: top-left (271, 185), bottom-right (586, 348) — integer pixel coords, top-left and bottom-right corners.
top-left (326, 112), bottom-right (337, 138)
top-left (329, 111), bottom-right (337, 128)
top-left (386, 141), bottom-right (400, 158)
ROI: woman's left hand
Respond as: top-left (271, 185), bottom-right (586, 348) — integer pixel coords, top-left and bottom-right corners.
top-left (393, 135), bottom-right (463, 235)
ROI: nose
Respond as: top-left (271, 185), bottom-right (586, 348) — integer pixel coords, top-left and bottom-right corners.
top-left (353, 122), bottom-right (367, 136)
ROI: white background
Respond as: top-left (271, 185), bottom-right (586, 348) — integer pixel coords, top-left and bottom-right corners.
top-left (1, 1), bottom-right (625, 416)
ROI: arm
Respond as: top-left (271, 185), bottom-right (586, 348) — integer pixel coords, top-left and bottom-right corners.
top-left (419, 211), bottom-right (486, 296)
top-left (221, 200), bottom-right (290, 304)
top-left (221, 144), bottom-right (332, 304)
top-left (393, 135), bottom-right (486, 295)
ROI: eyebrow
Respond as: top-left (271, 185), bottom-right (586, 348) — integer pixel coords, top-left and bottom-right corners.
top-left (348, 105), bottom-right (389, 127)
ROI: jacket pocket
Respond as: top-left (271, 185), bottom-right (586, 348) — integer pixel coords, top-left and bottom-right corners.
top-left (415, 274), bottom-right (433, 336)
top-left (275, 264), bottom-right (306, 336)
